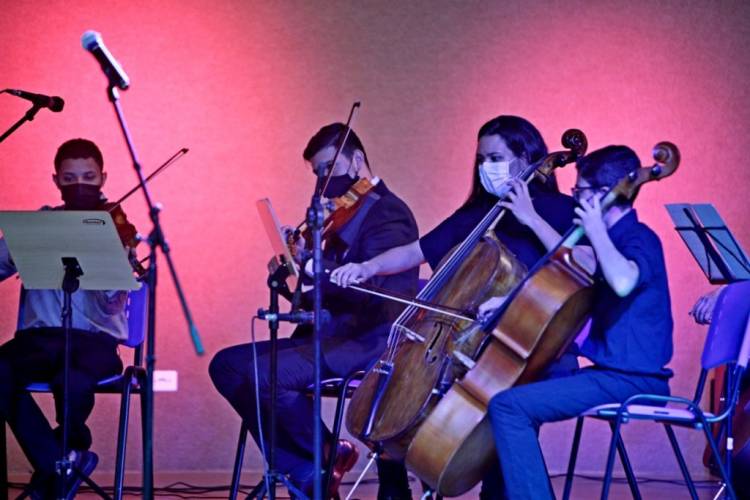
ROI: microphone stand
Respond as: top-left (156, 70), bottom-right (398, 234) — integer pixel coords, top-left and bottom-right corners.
top-left (0, 103), bottom-right (42, 143)
top-left (57, 258), bottom-right (83, 500)
top-left (250, 264), bottom-right (308, 500)
top-left (105, 84), bottom-right (204, 500)
top-left (308, 170), bottom-right (326, 500)
top-left (307, 102), bottom-right (360, 500)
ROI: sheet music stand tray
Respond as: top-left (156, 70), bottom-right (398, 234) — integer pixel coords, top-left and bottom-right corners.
top-left (0, 210), bottom-right (140, 291)
top-left (666, 203), bottom-right (750, 284)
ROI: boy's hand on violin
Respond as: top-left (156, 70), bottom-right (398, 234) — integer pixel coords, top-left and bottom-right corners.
top-left (573, 196), bottom-right (607, 240)
top-left (477, 295), bottom-right (508, 321)
top-left (330, 261), bottom-right (376, 287)
top-left (500, 179), bottom-right (538, 228)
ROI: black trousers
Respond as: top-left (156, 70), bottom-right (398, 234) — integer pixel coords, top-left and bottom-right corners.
top-left (0, 328), bottom-right (122, 478)
top-left (209, 327), bottom-right (390, 488)
top-left (209, 337), bottom-right (338, 486)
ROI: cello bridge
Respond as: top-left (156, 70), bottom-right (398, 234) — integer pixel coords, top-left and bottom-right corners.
top-left (392, 324), bottom-right (425, 343)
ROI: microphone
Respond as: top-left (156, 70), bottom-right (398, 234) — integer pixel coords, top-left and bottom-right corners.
top-left (3, 89), bottom-right (64, 112)
top-left (81, 30), bottom-right (130, 90)
top-left (257, 308), bottom-right (331, 325)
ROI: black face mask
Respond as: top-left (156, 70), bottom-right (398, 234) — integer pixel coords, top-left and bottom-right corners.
top-left (60, 183), bottom-right (103, 210)
top-left (323, 174), bottom-right (358, 198)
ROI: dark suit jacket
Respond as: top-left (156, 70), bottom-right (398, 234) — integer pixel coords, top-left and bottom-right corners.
top-left (293, 180), bottom-right (419, 376)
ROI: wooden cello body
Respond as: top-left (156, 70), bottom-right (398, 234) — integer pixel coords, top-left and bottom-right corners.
top-left (406, 246), bottom-right (594, 495)
top-left (345, 231), bottom-right (527, 456)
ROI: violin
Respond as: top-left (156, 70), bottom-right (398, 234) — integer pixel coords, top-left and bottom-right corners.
top-left (102, 201), bottom-right (148, 277)
top-left (288, 177), bottom-right (379, 260)
top-left (103, 202), bottom-right (139, 248)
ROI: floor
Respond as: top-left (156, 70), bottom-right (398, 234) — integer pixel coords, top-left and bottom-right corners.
top-left (6, 470), bottom-right (732, 499)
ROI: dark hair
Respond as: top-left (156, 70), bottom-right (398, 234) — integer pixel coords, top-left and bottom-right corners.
top-left (576, 145), bottom-right (641, 205)
top-left (467, 115), bottom-right (557, 204)
top-left (302, 123), bottom-right (370, 168)
top-left (54, 138), bottom-right (103, 173)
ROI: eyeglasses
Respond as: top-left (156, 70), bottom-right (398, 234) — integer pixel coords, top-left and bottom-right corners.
top-left (571, 184), bottom-right (606, 198)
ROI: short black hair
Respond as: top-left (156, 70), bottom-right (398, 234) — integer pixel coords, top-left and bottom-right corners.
top-left (576, 145), bottom-right (640, 188)
top-left (577, 145), bottom-right (641, 204)
top-left (54, 138), bottom-right (103, 173)
top-left (302, 123), bottom-right (369, 167)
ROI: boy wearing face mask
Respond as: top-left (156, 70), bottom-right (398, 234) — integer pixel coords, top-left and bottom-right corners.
top-left (0, 138), bottom-right (128, 498)
top-left (209, 123), bottom-right (419, 497)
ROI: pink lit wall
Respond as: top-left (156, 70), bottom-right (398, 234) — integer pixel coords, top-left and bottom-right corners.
top-left (1, 0), bottom-right (748, 483)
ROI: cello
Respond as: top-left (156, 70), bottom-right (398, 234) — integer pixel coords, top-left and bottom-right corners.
top-left (345, 129), bottom-right (588, 464)
top-left (345, 138), bottom-right (680, 496)
top-left (405, 141), bottom-right (681, 495)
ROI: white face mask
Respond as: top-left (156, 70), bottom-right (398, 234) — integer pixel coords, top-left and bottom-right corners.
top-left (478, 160), bottom-right (512, 197)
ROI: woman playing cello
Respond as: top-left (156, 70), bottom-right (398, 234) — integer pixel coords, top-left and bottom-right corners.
top-left (332, 115), bottom-right (581, 499)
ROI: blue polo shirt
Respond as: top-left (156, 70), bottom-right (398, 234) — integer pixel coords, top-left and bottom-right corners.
top-left (580, 210), bottom-right (674, 377)
top-left (419, 187), bottom-right (576, 271)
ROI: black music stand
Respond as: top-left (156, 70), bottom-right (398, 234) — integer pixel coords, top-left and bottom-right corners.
top-left (666, 203), bottom-right (750, 284)
top-left (666, 203), bottom-right (750, 493)
top-left (250, 199), bottom-right (307, 500)
top-left (0, 210), bottom-right (139, 499)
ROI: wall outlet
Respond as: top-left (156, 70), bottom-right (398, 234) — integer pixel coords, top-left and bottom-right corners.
top-left (153, 370), bottom-right (178, 392)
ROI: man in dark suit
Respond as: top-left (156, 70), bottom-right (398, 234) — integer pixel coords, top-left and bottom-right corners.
top-left (209, 123), bottom-right (419, 496)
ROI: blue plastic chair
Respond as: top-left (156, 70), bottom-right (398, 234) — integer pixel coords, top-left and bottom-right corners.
top-left (1, 283), bottom-right (149, 500)
top-left (563, 281), bottom-right (750, 500)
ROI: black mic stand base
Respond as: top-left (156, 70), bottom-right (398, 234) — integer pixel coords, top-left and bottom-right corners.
top-left (246, 471), bottom-right (308, 500)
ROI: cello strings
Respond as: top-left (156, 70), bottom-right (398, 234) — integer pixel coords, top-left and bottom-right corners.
top-left (384, 160), bottom-right (542, 356)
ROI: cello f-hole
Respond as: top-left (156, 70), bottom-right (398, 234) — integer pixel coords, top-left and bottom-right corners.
top-left (426, 321), bottom-right (448, 364)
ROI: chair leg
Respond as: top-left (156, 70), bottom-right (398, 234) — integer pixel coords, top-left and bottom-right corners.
top-left (324, 376), bottom-right (352, 493)
top-left (562, 417), bottom-right (584, 500)
top-left (1, 420), bottom-right (7, 500)
top-left (114, 375), bottom-right (134, 500)
top-left (601, 416), bottom-right (624, 500)
top-left (663, 424), bottom-right (698, 500)
top-left (611, 427), bottom-right (641, 500)
top-left (322, 372), bottom-right (363, 498)
top-left (230, 422), bottom-right (249, 500)
top-left (138, 375), bottom-right (152, 495)
top-left (700, 418), bottom-right (738, 500)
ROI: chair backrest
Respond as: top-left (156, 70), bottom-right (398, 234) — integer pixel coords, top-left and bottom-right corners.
top-left (16, 287), bottom-right (26, 330)
top-left (702, 281), bottom-right (750, 370)
top-left (123, 283), bottom-right (148, 348)
top-left (16, 284), bottom-right (148, 349)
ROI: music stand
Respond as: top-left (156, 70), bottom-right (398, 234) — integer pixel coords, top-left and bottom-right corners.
top-left (666, 203), bottom-right (749, 494)
top-left (248, 199), bottom-right (307, 499)
top-left (666, 203), bottom-right (750, 284)
top-left (0, 210), bottom-right (138, 499)
top-left (257, 198), bottom-right (299, 288)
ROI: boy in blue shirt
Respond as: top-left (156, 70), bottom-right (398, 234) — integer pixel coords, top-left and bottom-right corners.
top-left (487, 145), bottom-right (674, 499)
